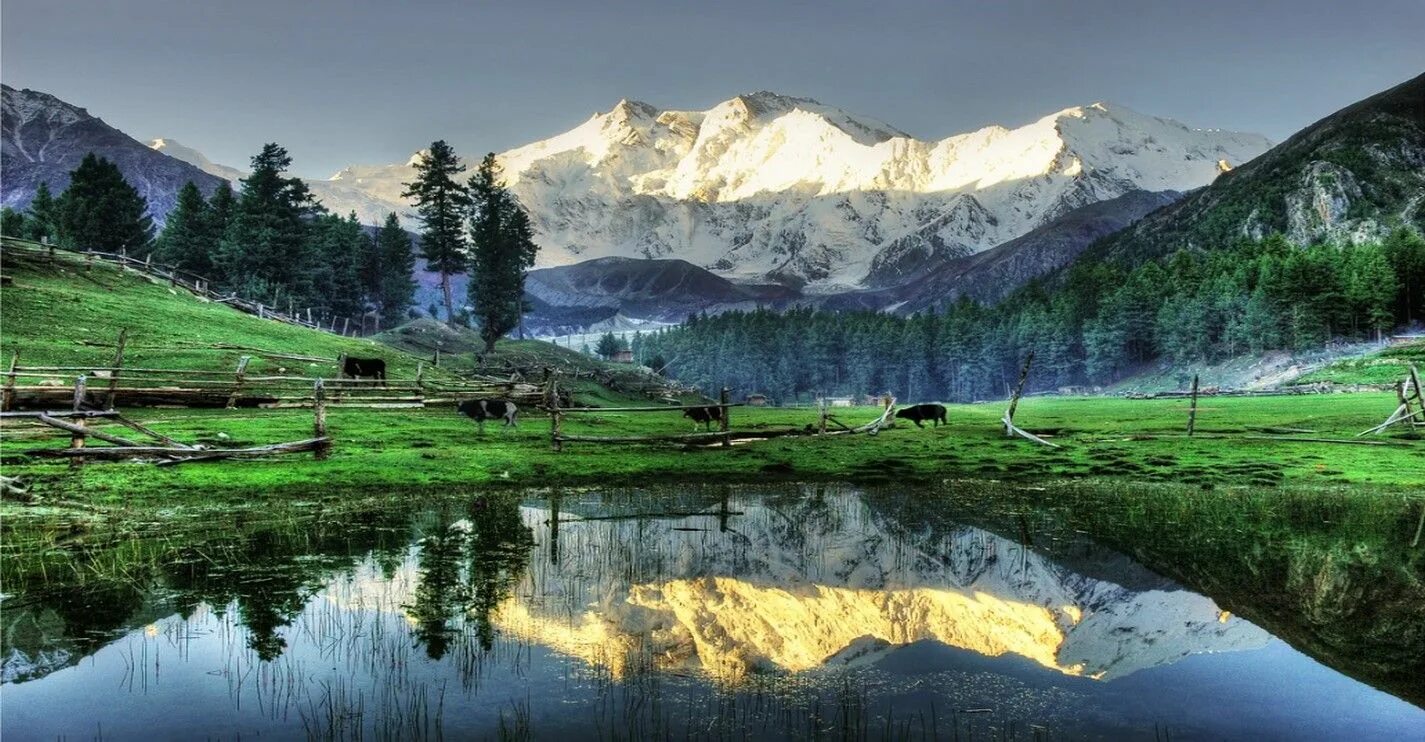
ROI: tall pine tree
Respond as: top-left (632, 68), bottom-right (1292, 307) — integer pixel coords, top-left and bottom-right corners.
top-left (401, 141), bottom-right (469, 326)
top-left (152, 181), bottom-right (214, 275)
top-left (374, 213), bottom-right (416, 325)
top-left (467, 153), bottom-right (539, 352)
top-left (215, 144), bottom-right (320, 304)
top-left (24, 181), bottom-right (59, 242)
top-left (54, 154), bottom-right (154, 252)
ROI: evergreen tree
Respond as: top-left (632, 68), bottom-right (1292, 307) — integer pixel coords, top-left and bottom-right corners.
top-left (24, 182), bottom-right (59, 242)
top-left (54, 154), bottom-right (154, 252)
top-left (0, 207), bottom-right (27, 237)
top-left (374, 213), bottom-right (416, 325)
top-left (467, 153), bottom-right (539, 352)
top-left (402, 141), bottom-right (469, 326)
top-left (152, 181), bottom-right (214, 275)
top-left (215, 144), bottom-right (321, 304)
top-left (595, 332), bottom-right (624, 360)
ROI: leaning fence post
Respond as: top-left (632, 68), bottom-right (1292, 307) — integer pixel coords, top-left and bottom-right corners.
top-left (2, 350), bottom-right (18, 412)
top-left (720, 387), bottom-right (731, 448)
top-left (1005, 351), bottom-right (1034, 436)
top-left (1187, 373), bottom-right (1200, 437)
top-left (69, 375), bottom-right (87, 468)
top-left (225, 355), bottom-right (251, 409)
top-left (104, 328), bottom-right (128, 410)
top-left (313, 378), bottom-right (330, 460)
top-left (549, 379), bottom-right (563, 452)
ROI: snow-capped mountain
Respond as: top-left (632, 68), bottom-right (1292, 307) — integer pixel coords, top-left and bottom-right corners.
top-left (299, 92), bottom-right (1270, 289)
top-left (1, 85), bottom-right (227, 220)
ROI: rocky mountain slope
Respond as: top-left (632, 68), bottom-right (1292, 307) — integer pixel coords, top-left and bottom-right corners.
top-left (233, 92), bottom-right (1270, 289)
top-left (1, 85), bottom-right (226, 221)
top-left (1084, 72), bottom-right (1425, 266)
top-left (824, 189), bottom-right (1184, 313)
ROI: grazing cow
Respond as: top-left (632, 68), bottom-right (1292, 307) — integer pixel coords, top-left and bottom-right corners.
top-left (682, 405), bottom-right (724, 431)
top-left (340, 355), bottom-right (387, 385)
top-left (458, 399), bottom-right (518, 432)
top-left (895, 403), bottom-right (947, 428)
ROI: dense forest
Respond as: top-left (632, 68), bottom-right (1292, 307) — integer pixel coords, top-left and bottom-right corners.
top-left (640, 231), bottom-right (1425, 403)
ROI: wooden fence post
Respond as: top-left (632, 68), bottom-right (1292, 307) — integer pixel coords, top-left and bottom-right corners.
top-left (1187, 374), bottom-right (1200, 436)
top-left (225, 355), bottom-right (251, 409)
top-left (85, 251), bottom-right (94, 271)
top-left (342, 317), bottom-right (350, 336)
top-left (313, 378), bottom-right (330, 460)
top-left (1005, 351), bottom-right (1034, 436)
top-left (434, 348), bottom-right (441, 368)
top-left (104, 328), bottom-right (128, 410)
top-left (2, 351), bottom-right (17, 412)
top-left (818, 396), bottom-right (828, 435)
top-left (69, 375), bottom-right (87, 469)
top-left (720, 387), bottom-right (731, 448)
top-left (549, 379), bottom-right (562, 452)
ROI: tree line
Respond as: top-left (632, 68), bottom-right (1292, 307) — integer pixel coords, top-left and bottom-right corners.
top-left (640, 231), bottom-right (1425, 403)
top-left (2, 147), bottom-right (418, 327)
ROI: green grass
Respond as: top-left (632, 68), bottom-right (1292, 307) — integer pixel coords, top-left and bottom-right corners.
top-left (1295, 341), bottom-right (1425, 386)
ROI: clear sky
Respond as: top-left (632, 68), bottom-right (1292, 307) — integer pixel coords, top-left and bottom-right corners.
top-left (3, 0), bottom-right (1422, 179)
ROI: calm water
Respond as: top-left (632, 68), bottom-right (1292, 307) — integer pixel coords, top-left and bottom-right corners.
top-left (2, 485), bottom-right (1421, 740)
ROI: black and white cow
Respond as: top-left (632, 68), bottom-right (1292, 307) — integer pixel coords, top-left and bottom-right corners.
top-left (458, 399), bottom-right (518, 432)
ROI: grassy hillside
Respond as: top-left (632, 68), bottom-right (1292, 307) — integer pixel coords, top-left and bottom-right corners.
top-left (1, 244), bottom-right (441, 380)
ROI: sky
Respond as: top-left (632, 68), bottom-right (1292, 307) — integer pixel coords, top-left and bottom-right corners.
top-left (3, 0), bottom-right (1422, 179)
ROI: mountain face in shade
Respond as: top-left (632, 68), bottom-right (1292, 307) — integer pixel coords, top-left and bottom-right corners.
top-left (1082, 72), bottom-right (1425, 266)
top-left (1, 85), bottom-right (227, 222)
top-left (821, 189), bottom-right (1185, 314)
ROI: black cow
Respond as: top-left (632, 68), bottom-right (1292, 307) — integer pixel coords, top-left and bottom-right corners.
top-left (458, 399), bottom-right (518, 432)
top-left (682, 405), bottom-right (724, 431)
top-left (895, 403), bottom-right (947, 428)
top-left (341, 355), bottom-right (387, 385)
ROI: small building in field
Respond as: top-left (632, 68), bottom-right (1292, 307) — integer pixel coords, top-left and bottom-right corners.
top-left (745, 393), bottom-right (770, 406)
top-left (613, 349), bottom-right (635, 363)
top-left (822, 396), bottom-right (855, 408)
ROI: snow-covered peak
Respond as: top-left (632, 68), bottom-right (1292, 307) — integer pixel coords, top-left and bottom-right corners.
top-left (148, 137), bottom-right (246, 182)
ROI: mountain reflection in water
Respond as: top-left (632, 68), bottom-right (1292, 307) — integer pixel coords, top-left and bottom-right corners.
top-left (1, 485), bottom-right (1420, 740)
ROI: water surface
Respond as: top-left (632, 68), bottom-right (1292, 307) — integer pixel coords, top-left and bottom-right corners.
top-left (2, 485), bottom-right (1421, 739)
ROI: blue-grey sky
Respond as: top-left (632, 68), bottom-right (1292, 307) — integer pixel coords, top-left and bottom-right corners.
top-left (3, 0), bottom-right (1422, 179)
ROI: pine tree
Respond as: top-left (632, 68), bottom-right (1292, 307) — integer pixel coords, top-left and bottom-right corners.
top-left (374, 213), bottom-right (417, 325)
top-left (153, 181), bottom-right (213, 275)
top-left (215, 144), bottom-right (320, 303)
top-left (24, 182), bottom-right (59, 242)
top-left (467, 153), bottom-right (539, 352)
top-left (402, 142), bottom-right (469, 326)
top-left (54, 154), bottom-right (154, 252)
top-left (0, 207), bottom-right (27, 237)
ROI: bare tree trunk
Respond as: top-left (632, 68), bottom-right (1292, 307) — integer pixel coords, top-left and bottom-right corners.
top-left (441, 271), bottom-right (456, 327)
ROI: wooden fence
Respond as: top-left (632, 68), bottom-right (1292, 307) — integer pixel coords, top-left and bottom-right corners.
top-left (1, 358), bottom-right (548, 411)
top-left (543, 382), bottom-right (899, 451)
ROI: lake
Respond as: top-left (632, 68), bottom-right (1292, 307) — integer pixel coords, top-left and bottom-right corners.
top-left (2, 484), bottom-right (1421, 739)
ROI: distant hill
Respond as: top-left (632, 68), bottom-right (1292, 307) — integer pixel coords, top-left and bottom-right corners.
top-left (1, 85), bottom-right (228, 222)
top-left (1084, 72), bottom-right (1425, 266)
